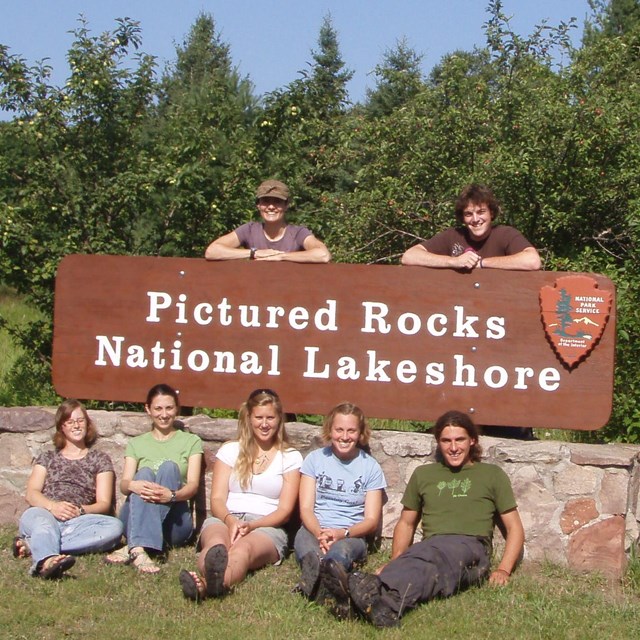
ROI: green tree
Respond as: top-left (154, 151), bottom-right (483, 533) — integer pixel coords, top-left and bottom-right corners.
top-left (140, 12), bottom-right (260, 256)
top-left (365, 38), bottom-right (424, 118)
top-left (0, 17), bottom-right (157, 403)
top-left (256, 15), bottom-right (355, 243)
top-left (584, 0), bottom-right (640, 43)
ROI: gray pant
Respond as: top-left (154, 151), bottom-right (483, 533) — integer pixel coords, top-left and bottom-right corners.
top-left (378, 535), bottom-right (490, 616)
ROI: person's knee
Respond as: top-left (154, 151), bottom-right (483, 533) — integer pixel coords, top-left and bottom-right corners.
top-left (156, 460), bottom-right (181, 485)
top-left (134, 466), bottom-right (156, 481)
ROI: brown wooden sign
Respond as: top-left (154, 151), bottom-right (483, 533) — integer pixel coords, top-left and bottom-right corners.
top-left (52, 255), bottom-right (616, 430)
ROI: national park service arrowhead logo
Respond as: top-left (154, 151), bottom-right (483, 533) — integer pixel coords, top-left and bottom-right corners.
top-left (539, 275), bottom-right (612, 369)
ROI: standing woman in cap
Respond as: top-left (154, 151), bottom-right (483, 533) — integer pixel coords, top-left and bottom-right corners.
top-left (204, 179), bottom-right (331, 263)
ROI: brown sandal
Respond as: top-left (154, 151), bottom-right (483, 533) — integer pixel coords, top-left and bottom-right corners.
top-left (12, 536), bottom-right (31, 559)
top-left (38, 554), bottom-right (75, 579)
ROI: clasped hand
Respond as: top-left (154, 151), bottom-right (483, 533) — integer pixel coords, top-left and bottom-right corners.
top-left (131, 480), bottom-right (171, 503)
top-left (455, 250), bottom-right (482, 270)
top-left (317, 528), bottom-right (344, 553)
top-left (49, 500), bottom-right (81, 521)
top-left (229, 519), bottom-right (252, 544)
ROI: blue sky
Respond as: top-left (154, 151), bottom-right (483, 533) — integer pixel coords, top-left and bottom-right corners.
top-left (2, 1), bottom-right (592, 103)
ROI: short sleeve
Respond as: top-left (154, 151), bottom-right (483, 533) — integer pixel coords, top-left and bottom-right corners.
top-left (216, 441), bottom-right (239, 467)
top-left (282, 448), bottom-right (303, 473)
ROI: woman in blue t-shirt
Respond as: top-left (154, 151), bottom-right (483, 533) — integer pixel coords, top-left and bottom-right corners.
top-left (293, 402), bottom-right (386, 619)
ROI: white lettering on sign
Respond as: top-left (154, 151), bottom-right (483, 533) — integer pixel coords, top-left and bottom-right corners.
top-left (93, 290), bottom-right (561, 395)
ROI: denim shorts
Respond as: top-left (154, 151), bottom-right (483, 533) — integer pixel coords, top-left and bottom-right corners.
top-left (201, 513), bottom-right (289, 562)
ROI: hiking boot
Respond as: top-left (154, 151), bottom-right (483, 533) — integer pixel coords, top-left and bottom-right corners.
top-left (297, 552), bottom-right (321, 599)
top-left (320, 558), bottom-right (353, 620)
top-left (348, 571), bottom-right (399, 628)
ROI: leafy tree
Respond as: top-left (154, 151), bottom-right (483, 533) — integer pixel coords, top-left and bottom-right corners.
top-left (0, 17), bottom-right (157, 403)
top-left (139, 12), bottom-right (261, 256)
top-left (584, 0), bottom-right (640, 43)
top-left (365, 38), bottom-right (424, 118)
top-left (256, 15), bottom-right (355, 242)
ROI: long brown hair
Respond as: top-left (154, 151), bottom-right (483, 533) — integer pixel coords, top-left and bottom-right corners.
top-left (235, 389), bottom-right (291, 490)
top-left (434, 410), bottom-right (482, 463)
top-left (53, 399), bottom-right (97, 450)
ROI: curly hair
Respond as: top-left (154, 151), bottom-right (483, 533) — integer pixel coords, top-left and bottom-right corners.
top-left (234, 389), bottom-right (291, 490)
top-left (53, 399), bottom-right (97, 450)
top-left (321, 402), bottom-right (371, 450)
top-left (433, 410), bottom-right (482, 463)
top-left (454, 184), bottom-right (501, 225)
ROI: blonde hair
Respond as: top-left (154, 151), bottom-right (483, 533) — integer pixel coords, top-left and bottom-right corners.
top-left (234, 389), bottom-right (290, 490)
top-left (321, 402), bottom-right (371, 450)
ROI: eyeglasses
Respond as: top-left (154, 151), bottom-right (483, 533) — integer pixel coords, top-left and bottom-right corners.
top-left (249, 388), bottom-right (279, 400)
top-left (64, 417), bottom-right (87, 427)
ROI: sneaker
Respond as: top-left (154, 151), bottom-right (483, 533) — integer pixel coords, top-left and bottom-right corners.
top-left (348, 571), bottom-right (399, 628)
top-left (321, 559), bottom-right (353, 620)
top-left (297, 552), bottom-right (321, 599)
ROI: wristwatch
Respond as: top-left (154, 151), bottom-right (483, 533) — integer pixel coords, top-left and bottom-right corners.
top-left (344, 528), bottom-right (351, 538)
top-left (79, 506), bottom-right (86, 516)
top-left (169, 490), bottom-right (177, 503)
top-left (249, 247), bottom-right (257, 260)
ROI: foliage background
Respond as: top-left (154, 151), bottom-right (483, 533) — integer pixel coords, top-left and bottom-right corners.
top-left (1, 0), bottom-right (638, 441)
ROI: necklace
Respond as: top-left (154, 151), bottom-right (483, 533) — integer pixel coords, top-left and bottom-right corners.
top-left (253, 450), bottom-right (274, 472)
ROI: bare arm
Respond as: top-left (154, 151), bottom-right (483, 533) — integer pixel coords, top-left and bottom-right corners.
top-left (84, 471), bottom-right (115, 514)
top-left (481, 247), bottom-right (541, 271)
top-left (319, 488), bottom-right (384, 545)
top-left (401, 244), bottom-right (481, 270)
top-left (402, 243), bottom-right (540, 271)
top-left (489, 507), bottom-right (525, 585)
top-left (210, 457), bottom-right (233, 519)
top-left (240, 468), bottom-right (301, 532)
top-left (299, 474), bottom-right (322, 537)
top-left (204, 231), bottom-right (252, 261)
top-left (257, 234), bottom-right (331, 264)
top-left (119, 456), bottom-right (140, 496)
top-left (25, 464), bottom-right (81, 521)
top-left (390, 507), bottom-right (421, 559)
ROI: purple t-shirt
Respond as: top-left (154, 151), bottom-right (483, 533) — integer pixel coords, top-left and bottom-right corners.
top-left (235, 222), bottom-right (312, 252)
top-left (421, 225), bottom-right (533, 259)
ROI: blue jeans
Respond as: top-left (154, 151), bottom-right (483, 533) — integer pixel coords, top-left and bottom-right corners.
top-left (19, 506), bottom-right (123, 575)
top-left (119, 461), bottom-right (193, 552)
top-left (294, 525), bottom-right (368, 571)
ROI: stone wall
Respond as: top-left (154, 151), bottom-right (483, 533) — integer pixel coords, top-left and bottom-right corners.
top-left (1, 406), bottom-right (638, 577)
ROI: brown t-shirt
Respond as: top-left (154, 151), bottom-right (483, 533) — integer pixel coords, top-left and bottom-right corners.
top-left (35, 449), bottom-right (114, 506)
top-left (421, 225), bottom-right (533, 259)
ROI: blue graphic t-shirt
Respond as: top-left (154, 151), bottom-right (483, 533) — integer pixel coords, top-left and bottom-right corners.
top-left (300, 446), bottom-right (386, 528)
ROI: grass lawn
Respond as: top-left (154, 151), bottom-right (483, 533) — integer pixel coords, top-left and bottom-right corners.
top-left (1, 526), bottom-right (639, 640)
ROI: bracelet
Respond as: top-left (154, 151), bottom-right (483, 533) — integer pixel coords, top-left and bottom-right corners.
top-left (479, 257), bottom-right (484, 269)
top-left (495, 568), bottom-right (510, 576)
top-left (223, 513), bottom-right (233, 524)
top-left (249, 247), bottom-right (256, 260)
